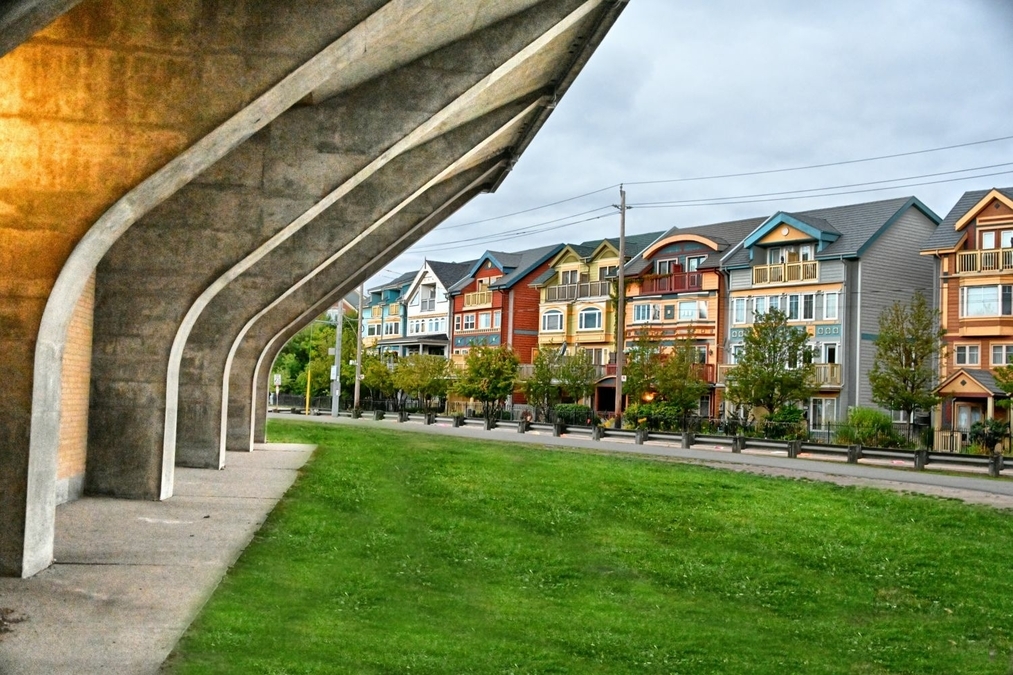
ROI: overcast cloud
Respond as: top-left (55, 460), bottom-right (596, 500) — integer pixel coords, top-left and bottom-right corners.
top-left (370, 0), bottom-right (1013, 285)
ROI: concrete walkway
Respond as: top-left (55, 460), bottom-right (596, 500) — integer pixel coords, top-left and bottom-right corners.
top-left (0, 443), bottom-right (315, 675)
top-left (288, 413), bottom-right (1013, 509)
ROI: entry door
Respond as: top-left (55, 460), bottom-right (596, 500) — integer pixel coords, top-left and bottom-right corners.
top-left (956, 403), bottom-right (983, 431)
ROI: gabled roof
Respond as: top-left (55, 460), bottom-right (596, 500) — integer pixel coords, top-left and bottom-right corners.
top-left (428, 259), bottom-right (476, 289)
top-left (935, 368), bottom-right (1007, 397)
top-left (490, 244), bottom-right (565, 290)
top-left (722, 196), bottom-right (940, 268)
top-left (921, 187), bottom-right (1013, 253)
top-left (625, 217), bottom-right (764, 276)
top-left (369, 270), bottom-right (416, 295)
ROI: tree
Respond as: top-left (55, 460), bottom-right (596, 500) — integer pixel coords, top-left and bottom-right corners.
top-left (725, 308), bottom-right (815, 416)
top-left (273, 318), bottom-right (337, 397)
top-left (455, 344), bottom-right (519, 422)
top-left (361, 352), bottom-right (396, 405)
top-left (655, 336), bottom-right (709, 424)
top-left (557, 349), bottom-right (597, 405)
top-left (392, 354), bottom-right (454, 413)
top-left (623, 327), bottom-right (661, 405)
top-left (522, 348), bottom-right (562, 422)
top-left (869, 291), bottom-right (945, 440)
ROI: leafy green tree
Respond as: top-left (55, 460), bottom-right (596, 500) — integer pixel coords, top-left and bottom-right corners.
top-left (522, 348), bottom-right (562, 422)
top-left (361, 352), bottom-right (396, 404)
top-left (655, 337), bottom-right (709, 425)
top-left (623, 327), bottom-right (661, 405)
top-left (273, 318), bottom-right (337, 397)
top-left (558, 349), bottom-right (597, 405)
top-left (455, 344), bottom-right (519, 422)
top-left (392, 354), bottom-right (454, 413)
top-left (725, 308), bottom-right (815, 416)
top-left (869, 291), bottom-right (945, 440)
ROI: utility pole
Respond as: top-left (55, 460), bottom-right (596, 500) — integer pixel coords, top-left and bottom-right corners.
top-left (614, 185), bottom-right (629, 425)
top-left (353, 283), bottom-right (364, 409)
top-left (331, 304), bottom-right (343, 417)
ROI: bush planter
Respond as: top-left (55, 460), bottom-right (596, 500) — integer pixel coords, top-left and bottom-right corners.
top-left (372, 409), bottom-right (384, 421)
top-left (451, 416), bottom-right (464, 428)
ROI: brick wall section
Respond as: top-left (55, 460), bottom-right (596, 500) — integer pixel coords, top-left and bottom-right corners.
top-left (57, 273), bottom-right (94, 484)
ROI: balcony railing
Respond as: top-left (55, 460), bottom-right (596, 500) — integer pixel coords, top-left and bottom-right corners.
top-left (544, 281), bottom-right (610, 302)
top-left (640, 272), bottom-right (703, 295)
top-left (463, 290), bottom-right (492, 307)
top-left (752, 261), bottom-right (818, 285)
top-left (717, 362), bottom-right (841, 386)
top-left (956, 248), bottom-right (1013, 273)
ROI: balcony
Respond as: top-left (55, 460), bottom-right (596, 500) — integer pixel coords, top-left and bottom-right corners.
top-left (717, 363), bottom-right (841, 386)
top-left (544, 280), bottom-right (611, 302)
top-left (463, 290), bottom-right (492, 308)
top-left (640, 271), bottom-right (703, 295)
top-left (956, 248), bottom-right (1013, 274)
top-left (752, 261), bottom-right (818, 285)
top-left (419, 298), bottom-right (436, 312)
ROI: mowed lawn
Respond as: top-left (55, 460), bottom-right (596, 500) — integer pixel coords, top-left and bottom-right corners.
top-left (165, 421), bottom-right (1013, 674)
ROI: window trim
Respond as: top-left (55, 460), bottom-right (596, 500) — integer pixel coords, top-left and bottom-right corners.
top-left (542, 309), bottom-right (564, 332)
top-left (732, 298), bottom-right (746, 325)
top-left (463, 313), bottom-right (476, 331)
top-left (633, 303), bottom-right (653, 324)
top-left (992, 344), bottom-right (1013, 367)
top-left (955, 343), bottom-right (980, 366)
top-left (578, 307), bottom-right (602, 331)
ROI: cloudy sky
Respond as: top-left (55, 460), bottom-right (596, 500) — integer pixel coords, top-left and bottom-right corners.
top-left (371, 0), bottom-right (1013, 285)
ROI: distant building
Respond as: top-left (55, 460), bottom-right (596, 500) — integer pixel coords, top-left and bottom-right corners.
top-left (384, 260), bottom-right (474, 357)
top-left (362, 272), bottom-right (415, 355)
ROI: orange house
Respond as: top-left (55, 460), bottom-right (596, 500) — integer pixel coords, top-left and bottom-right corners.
top-left (921, 187), bottom-right (1013, 450)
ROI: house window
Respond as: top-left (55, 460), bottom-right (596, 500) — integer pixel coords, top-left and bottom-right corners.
top-left (366, 323), bottom-right (379, 337)
top-left (493, 310), bottom-right (501, 329)
top-left (754, 296), bottom-right (767, 317)
top-left (586, 347), bottom-right (608, 365)
top-left (961, 285), bottom-right (1013, 317)
top-left (1003, 230), bottom-right (1013, 248)
top-left (560, 270), bottom-right (579, 284)
top-left (891, 410), bottom-right (909, 423)
top-left (656, 259), bottom-right (674, 275)
top-left (599, 265), bottom-right (618, 279)
top-left (955, 344), bottom-right (980, 366)
top-left (811, 398), bottom-right (837, 429)
top-left (383, 322), bottom-right (400, 336)
top-left (633, 303), bottom-right (653, 323)
top-left (578, 308), bottom-right (602, 330)
top-left (693, 346), bottom-right (708, 364)
top-left (698, 394), bottom-right (711, 417)
top-left (767, 247), bottom-right (783, 264)
top-left (992, 344), bottom-right (1013, 366)
top-left (787, 294), bottom-right (800, 321)
top-left (478, 312), bottom-right (491, 329)
top-left (802, 294), bottom-right (815, 321)
top-left (824, 293), bottom-right (839, 320)
top-left (663, 304), bottom-right (675, 320)
top-left (679, 300), bottom-right (708, 321)
top-left (454, 315), bottom-right (462, 332)
top-left (463, 314), bottom-right (476, 330)
top-left (982, 231), bottom-right (997, 249)
top-left (687, 256), bottom-right (705, 272)
top-left (823, 343), bottom-right (838, 364)
top-left (542, 309), bottom-right (564, 332)
top-left (733, 298), bottom-right (746, 324)
top-left (799, 244), bottom-right (814, 261)
top-left (768, 295), bottom-right (781, 313)
top-left (730, 344), bottom-right (744, 364)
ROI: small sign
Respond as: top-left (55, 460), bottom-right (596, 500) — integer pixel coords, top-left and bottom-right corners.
top-left (328, 347), bottom-right (336, 356)
top-left (330, 365), bottom-right (337, 380)
top-left (621, 375), bottom-right (627, 382)
top-left (273, 374), bottom-right (282, 387)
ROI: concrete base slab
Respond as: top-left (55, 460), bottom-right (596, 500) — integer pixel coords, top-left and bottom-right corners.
top-left (0, 444), bottom-right (314, 675)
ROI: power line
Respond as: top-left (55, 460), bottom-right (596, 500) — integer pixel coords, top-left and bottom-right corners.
top-left (437, 184), bottom-right (620, 230)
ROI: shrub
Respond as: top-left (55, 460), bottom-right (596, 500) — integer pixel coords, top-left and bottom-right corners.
top-left (554, 403), bottom-right (595, 426)
top-left (835, 407), bottom-right (904, 448)
top-left (761, 406), bottom-right (807, 440)
top-left (623, 402), bottom-right (687, 431)
top-left (968, 418), bottom-right (1007, 454)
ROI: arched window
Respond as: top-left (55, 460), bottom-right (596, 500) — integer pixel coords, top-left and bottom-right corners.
top-left (542, 309), bottom-right (563, 332)
top-left (578, 307), bottom-right (602, 330)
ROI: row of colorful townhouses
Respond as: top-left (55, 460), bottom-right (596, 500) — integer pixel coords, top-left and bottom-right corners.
top-left (361, 187), bottom-right (1013, 446)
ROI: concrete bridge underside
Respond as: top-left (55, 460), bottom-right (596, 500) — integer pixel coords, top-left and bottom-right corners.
top-left (0, 0), bottom-right (626, 577)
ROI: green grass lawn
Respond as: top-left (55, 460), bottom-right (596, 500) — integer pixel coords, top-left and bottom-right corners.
top-left (164, 420), bottom-right (1013, 674)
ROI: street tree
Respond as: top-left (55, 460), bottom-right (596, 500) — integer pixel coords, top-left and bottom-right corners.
top-left (522, 347), bottom-right (562, 421)
top-left (623, 327), bottom-right (661, 405)
top-left (655, 336), bottom-right (709, 424)
top-left (361, 352), bottom-right (396, 405)
top-left (392, 354), bottom-right (454, 413)
top-left (557, 349), bottom-right (597, 405)
top-left (869, 291), bottom-right (945, 440)
top-left (455, 344), bottom-right (519, 422)
top-left (725, 308), bottom-right (815, 417)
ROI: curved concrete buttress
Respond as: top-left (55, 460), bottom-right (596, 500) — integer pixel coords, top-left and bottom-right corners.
top-left (178, 101), bottom-right (542, 468)
top-left (226, 162), bottom-right (503, 453)
top-left (87, 1), bottom-right (600, 502)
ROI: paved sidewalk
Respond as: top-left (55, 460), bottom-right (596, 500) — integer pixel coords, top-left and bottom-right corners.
top-left (286, 413), bottom-right (1013, 509)
top-left (0, 443), bottom-right (314, 675)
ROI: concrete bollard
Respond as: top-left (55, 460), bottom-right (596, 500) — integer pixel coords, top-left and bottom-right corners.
top-left (847, 444), bottom-right (862, 464)
top-left (424, 412), bottom-right (435, 426)
top-left (452, 416), bottom-right (464, 428)
top-left (484, 418), bottom-right (497, 431)
top-left (680, 431), bottom-right (695, 449)
top-left (732, 435), bottom-right (745, 453)
top-left (373, 409), bottom-right (384, 421)
top-left (351, 408), bottom-right (362, 419)
top-left (787, 440), bottom-right (801, 458)
top-left (516, 420), bottom-right (527, 434)
top-left (591, 425), bottom-right (603, 441)
top-left (989, 453), bottom-right (1003, 477)
top-left (913, 450), bottom-right (928, 471)
top-left (552, 421), bottom-right (566, 437)
top-left (635, 428), bottom-right (648, 445)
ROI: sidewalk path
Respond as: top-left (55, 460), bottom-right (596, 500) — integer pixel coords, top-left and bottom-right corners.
top-left (289, 413), bottom-right (1013, 510)
top-left (0, 443), bottom-right (314, 675)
